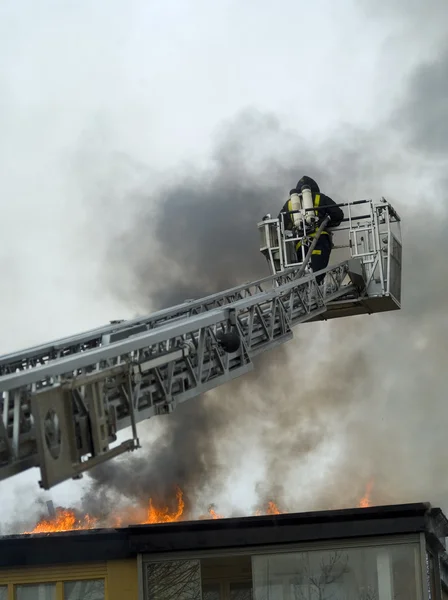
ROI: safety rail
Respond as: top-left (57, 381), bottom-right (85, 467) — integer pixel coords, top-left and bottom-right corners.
top-left (258, 197), bottom-right (402, 306)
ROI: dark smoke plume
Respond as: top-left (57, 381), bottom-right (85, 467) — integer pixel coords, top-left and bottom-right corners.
top-left (11, 6), bottom-right (448, 531)
top-left (76, 111), bottom-right (388, 520)
top-left (17, 39), bottom-right (448, 528)
top-left (81, 56), bottom-right (448, 519)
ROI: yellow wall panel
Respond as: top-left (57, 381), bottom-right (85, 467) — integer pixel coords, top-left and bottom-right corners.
top-left (0, 559), bottom-right (138, 600)
top-left (107, 560), bottom-right (138, 600)
top-left (0, 562), bottom-right (107, 585)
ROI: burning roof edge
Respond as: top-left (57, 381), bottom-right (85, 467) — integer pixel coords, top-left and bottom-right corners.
top-left (0, 502), bottom-right (447, 569)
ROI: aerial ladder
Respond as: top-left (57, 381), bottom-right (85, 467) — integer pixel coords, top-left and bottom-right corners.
top-left (0, 196), bottom-right (402, 490)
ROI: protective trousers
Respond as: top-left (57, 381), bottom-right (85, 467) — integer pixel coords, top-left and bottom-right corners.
top-left (298, 235), bottom-right (331, 284)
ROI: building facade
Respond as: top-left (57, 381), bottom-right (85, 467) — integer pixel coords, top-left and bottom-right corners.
top-left (0, 502), bottom-right (447, 600)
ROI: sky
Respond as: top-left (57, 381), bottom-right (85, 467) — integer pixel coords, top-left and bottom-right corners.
top-left (0, 0), bottom-right (426, 349)
top-left (1, 0), bottom-right (448, 528)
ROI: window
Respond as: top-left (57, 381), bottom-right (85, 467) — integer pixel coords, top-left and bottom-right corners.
top-left (15, 583), bottom-right (56, 600)
top-left (202, 583), bottom-right (221, 600)
top-left (200, 556), bottom-right (253, 600)
top-left (230, 581), bottom-right (253, 600)
top-left (64, 579), bottom-right (105, 600)
top-left (201, 581), bottom-right (254, 600)
top-left (252, 543), bottom-right (421, 600)
top-left (0, 586), bottom-right (7, 600)
top-left (144, 560), bottom-right (202, 600)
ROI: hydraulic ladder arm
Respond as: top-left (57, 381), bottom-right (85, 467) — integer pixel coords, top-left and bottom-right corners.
top-left (0, 198), bottom-right (401, 489)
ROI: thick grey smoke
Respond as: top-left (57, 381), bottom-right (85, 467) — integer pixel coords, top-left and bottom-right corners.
top-left (395, 45), bottom-right (448, 157)
top-left (78, 23), bottom-right (448, 518)
top-left (14, 38), bottom-right (448, 530)
top-left (74, 113), bottom-right (392, 521)
top-left (314, 11), bottom-right (448, 510)
top-left (85, 40), bottom-right (448, 518)
top-left (102, 112), bottom-right (325, 311)
top-left (79, 113), bottom-right (342, 516)
top-left (11, 3), bottom-right (448, 532)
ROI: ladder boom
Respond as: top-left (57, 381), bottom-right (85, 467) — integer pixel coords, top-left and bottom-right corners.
top-left (0, 197), bottom-right (402, 490)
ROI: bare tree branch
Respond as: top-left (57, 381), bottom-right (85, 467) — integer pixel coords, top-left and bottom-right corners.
top-left (146, 560), bottom-right (201, 600)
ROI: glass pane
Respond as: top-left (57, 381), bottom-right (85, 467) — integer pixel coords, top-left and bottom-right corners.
top-left (16, 583), bottom-right (56, 600)
top-left (230, 581), bottom-right (253, 600)
top-left (0, 586), bottom-right (7, 600)
top-left (252, 543), bottom-right (421, 600)
top-left (145, 560), bottom-right (202, 600)
top-left (64, 579), bottom-right (105, 600)
top-left (202, 583), bottom-right (221, 600)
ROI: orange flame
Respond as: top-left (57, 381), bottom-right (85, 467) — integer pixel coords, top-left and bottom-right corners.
top-left (25, 509), bottom-right (98, 534)
top-left (358, 480), bottom-right (374, 508)
top-left (208, 507), bottom-right (223, 519)
top-left (266, 501), bottom-right (281, 515)
top-left (25, 491), bottom-right (286, 534)
top-left (255, 501), bottom-right (283, 516)
top-left (24, 481), bottom-right (381, 535)
top-left (143, 486), bottom-right (185, 524)
top-left (198, 506), bottom-right (224, 520)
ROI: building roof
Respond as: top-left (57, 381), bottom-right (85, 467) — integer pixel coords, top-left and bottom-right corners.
top-left (0, 502), bottom-right (447, 569)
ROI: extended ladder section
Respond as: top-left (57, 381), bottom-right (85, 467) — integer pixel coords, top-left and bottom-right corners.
top-left (0, 198), bottom-right (401, 490)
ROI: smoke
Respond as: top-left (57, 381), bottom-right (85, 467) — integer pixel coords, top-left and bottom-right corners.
top-left (102, 112), bottom-right (400, 313)
top-left (73, 111), bottom-right (392, 521)
top-left (316, 8), bottom-right (448, 510)
top-left (77, 21), bottom-right (448, 518)
top-left (90, 51), bottom-right (448, 520)
top-left (394, 45), bottom-right (448, 158)
top-left (4, 3), bottom-right (448, 534)
top-left (10, 36), bottom-right (448, 530)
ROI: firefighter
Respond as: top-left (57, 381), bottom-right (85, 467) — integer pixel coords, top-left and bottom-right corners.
top-left (279, 175), bottom-right (344, 283)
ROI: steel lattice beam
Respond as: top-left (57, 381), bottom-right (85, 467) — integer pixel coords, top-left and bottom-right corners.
top-left (0, 263), bottom-right (355, 488)
top-left (0, 198), bottom-right (402, 489)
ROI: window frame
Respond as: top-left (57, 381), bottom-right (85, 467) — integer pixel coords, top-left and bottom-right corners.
top-left (251, 540), bottom-right (424, 600)
top-left (140, 533), bottom-right (427, 600)
top-left (14, 581), bottom-right (58, 600)
top-left (63, 578), bottom-right (106, 600)
top-left (140, 533), bottom-right (422, 563)
top-left (0, 576), bottom-right (106, 600)
top-left (422, 535), bottom-right (443, 600)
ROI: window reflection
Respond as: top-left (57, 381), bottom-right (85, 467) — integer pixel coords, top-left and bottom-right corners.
top-left (0, 586), bottom-right (7, 600)
top-left (201, 581), bottom-right (254, 600)
top-left (230, 581), bottom-right (253, 600)
top-left (64, 579), bottom-right (105, 600)
top-left (16, 583), bottom-right (56, 600)
top-left (145, 559), bottom-right (202, 600)
top-left (203, 583), bottom-right (221, 600)
top-left (252, 544), bottom-right (420, 600)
